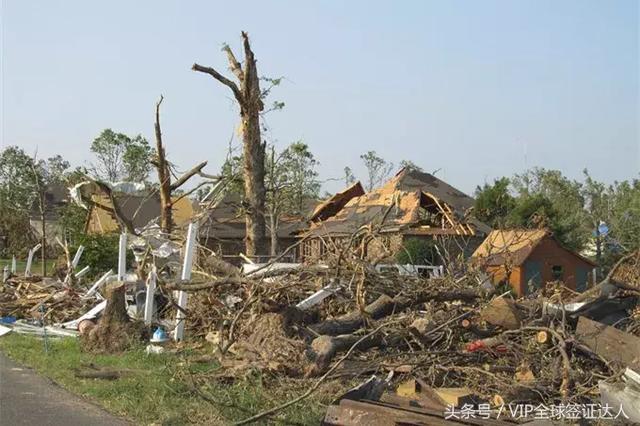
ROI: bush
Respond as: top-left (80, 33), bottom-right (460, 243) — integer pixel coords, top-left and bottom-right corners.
top-left (396, 238), bottom-right (438, 265)
top-left (70, 233), bottom-right (131, 277)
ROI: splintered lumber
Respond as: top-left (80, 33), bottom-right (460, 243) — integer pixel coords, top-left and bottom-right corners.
top-left (479, 297), bottom-right (521, 330)
top-left (324, 398), bottom-right (511, 426)
top-left (575, 316), bottom-right (640, 370)
top-left (433, 387), bottom-right (479, 408)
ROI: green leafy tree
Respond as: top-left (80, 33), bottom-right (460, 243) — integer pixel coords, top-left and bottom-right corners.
top-left (265, 142), bottom-right (320, 255)
top-left (474, 177), bottom-right (515, 228)
top-left (0, 147), bottom-right (76, 268)
top-left (510, 168), bottom-right (589, 252)
top-left (90, 129), bottom-right (153, 182)
top-left (360, 150), bottom-right (393, 191)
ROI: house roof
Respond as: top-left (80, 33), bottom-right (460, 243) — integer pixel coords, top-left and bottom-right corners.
top-left (86, 193), bottom-right (196, 234)
top-left (29, 183), bottom-right (70, 220)
top-left (306, 168), bottom-right (491, 237)
top-left (472, 229), bottom-right (549, 266)
top-left (309, 181), bottom-right (365, 223)
top-left (199, 192), bottom-right (318, 240)
top-left (472, 229), bottom-right (595, 267)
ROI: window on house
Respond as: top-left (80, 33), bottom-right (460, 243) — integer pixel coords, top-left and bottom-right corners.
top-left (551, 265), bottom-right (564, 281)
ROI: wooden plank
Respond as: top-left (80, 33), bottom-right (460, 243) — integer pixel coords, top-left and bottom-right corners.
top-left (576, 316), bottom-right (640, 370)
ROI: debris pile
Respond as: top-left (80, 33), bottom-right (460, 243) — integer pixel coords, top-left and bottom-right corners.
top-left (174, 261), bottom-right (640, 417)
top-left (0, 275), bottom-right (93, 323)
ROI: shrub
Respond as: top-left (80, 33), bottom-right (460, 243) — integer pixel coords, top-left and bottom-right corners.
top-left (70, 233), bottom-right (131, 277)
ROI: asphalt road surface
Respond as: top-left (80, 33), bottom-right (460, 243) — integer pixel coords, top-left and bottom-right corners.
top-left (0, 353), bottom-right (130, 425)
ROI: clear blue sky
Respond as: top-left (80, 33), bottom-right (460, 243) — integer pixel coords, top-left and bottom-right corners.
top-left (2, 0), bottom-right (638, 194)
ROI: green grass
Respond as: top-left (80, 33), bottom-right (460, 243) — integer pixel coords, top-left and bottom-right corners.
top-left (0, 258), bottom-right (56, 275)
top-left (0, 335), bottom-right (333, 425)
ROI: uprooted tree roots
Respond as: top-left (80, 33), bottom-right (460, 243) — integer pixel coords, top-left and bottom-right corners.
top-left (81, 282), bottom-right (147, 353)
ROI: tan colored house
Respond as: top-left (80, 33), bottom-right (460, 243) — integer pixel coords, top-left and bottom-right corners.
top-left (302, 168), bottom-right (491, 263)
top-left (472, 229), bottom-right (595, 296)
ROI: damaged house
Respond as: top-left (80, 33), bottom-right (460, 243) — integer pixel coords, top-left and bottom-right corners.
top-left (86, 190), bottom-right (315, 264)
top-left (29, 183), bottom-right (71, 249)
top-left (301, 168), bottom-right (491, 264)
top-left (199, 192), bottom-right (317, 264)
top-left (472, 229), bottom-right (596, 296)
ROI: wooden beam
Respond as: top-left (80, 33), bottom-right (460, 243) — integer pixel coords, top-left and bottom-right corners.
top-left (576, 316), bottom-right (640, 370)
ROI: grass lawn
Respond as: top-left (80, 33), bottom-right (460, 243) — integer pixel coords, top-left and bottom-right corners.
top-left (0, 258), bottom-right (56, 275)
top-left (0, 334), bottom-right (336, 425)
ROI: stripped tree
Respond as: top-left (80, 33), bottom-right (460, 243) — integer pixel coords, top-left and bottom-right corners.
top-left (192, 31), bottom-right (267, 257)
top-left (152, 95), bottom-right (208, 235)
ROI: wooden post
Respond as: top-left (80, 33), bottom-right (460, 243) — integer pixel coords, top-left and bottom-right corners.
top-left (117, 233), bottom-right (127, 281)
top-left (144, 265), bottom-right (157, 325)
top-left (174, 222), bottom-right (198, 341)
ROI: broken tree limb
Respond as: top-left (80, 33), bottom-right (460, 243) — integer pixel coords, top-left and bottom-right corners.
top-left (310, 289), bottom-right (483, 336)
top-left (572, 251), bottom-right (639, 302)
top-left (170, 161), bottom-right (208, 192)
top-left (307, 331), bottom-right (406, 375)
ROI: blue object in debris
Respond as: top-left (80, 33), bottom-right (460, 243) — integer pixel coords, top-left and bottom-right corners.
top-left (598, 222), bottom-right (609, 236)
top-left (0, 316), bottom-right (16, 324)
top-left (150, 326), bottom-right (169, 343)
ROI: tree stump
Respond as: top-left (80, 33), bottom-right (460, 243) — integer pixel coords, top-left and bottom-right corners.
top-left (81, 282), bottom-right (146, 353)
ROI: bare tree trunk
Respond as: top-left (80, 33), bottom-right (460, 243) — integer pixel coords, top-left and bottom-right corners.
top-left (154, 95), bottom-right (173, 234)
top-left (40, 193), bottom-right (46, 277)
top-left (192, 31), bottom-right (266, 257)
top-left (270, 211), bottom-right (278, 257)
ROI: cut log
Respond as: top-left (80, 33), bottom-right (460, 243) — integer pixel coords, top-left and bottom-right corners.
top-left (536, 330), bottom-right (550, 345)
top-left (575, 316), bottom-right (640, 370)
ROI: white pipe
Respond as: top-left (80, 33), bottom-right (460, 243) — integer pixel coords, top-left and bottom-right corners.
top-left (117, 233), bottom-right (127, 281)
top-left (74, 265), bottom-right (90, 279)
top-left (11, 256), bottom-right (16, 274)
top-left (24, 243), bottom-right (42, 277)
top-left (144, 266), bottom-right (157, 325)
top-left (83, 270), bottom-right (114, 299)
top-left (71, 245), bottom-right (85, 269)
top-left (60, 300), bottom-right (107, 330)
top-left (174, 222), bottom-right (198, 341)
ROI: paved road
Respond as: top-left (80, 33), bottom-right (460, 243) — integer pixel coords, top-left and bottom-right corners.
top-left (0, 353), bottom-right (130, 425)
